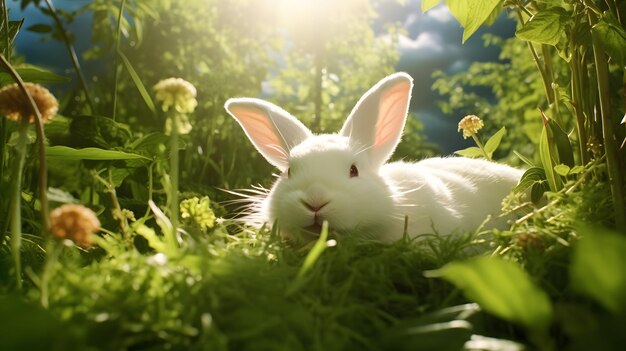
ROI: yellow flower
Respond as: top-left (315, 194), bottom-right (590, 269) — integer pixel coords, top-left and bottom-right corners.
top-left (153, 77), bottom-right (197, 114)
top-left (0, 82), bottom-right (58, 123)
top-left (49, 204), bottom-right (101, 248)
top-left (458, 115), bottom-right (484, 139)
top-left (180, 196), bottom-right (216, 232)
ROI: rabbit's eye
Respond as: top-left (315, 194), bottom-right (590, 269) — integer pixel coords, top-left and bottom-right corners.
top-left (350, 164), bottom-right (358, 178)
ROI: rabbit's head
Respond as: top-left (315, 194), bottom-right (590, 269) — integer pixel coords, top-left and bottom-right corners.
top-left (225, 73), bottom-right (413, 239)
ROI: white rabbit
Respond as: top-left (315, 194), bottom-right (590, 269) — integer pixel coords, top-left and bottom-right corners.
top-left (225, 73), bottom-right (523, 241)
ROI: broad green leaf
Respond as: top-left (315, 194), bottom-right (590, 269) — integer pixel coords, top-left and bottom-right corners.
top-left (445, 0), bottom-right (503, 43)
top-left (425, 256), bottom-right (553, 332)
top-left (117, 49), bottom-right (156, 114)
top-left (0, 65), bottom-right (69, 85)
top-left (422, 0), bottom-right (441, 12)
top-left (571, 224), bottom-right (626, 314)
top-left (46, 146), bottom-right (150, 161)
top-left (554, 164), bottom-right (570, 177)
top-left (514, 167), bottom-right (546, 194)
top-left (516, 7), bottom-right (571, 46)
top-left (454, 146), bottom-right (484, 158)
top-left (592, 14), bottom-right (626, 66)
top-left (484, 127), bottom-right (506, 155)
top-left (26, 23), bottom-right (53, 33)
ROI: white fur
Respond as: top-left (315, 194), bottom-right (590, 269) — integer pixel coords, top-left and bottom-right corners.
top-left (225, 73), bottom-right (523, 241)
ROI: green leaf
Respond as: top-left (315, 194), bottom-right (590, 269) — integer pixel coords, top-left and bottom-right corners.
top-left (134, 223), bottom-right (169, 254)
top-left (514, 167), bottom-right (546, 194)
top-left (1, 19), bottom-right (24, 47)
top-left (592, 14), bottom-right (626, 66)
top-left (422, 0), bottom-right (441, 12)
top-left (26, 23), bottom-right (53, 33)
top-left (454, 146), bottom-right (484, 158)
top-left (445, 0), bottom-right (503, 43)
top-left (483, 126), bottom-right (506, 155)
top-left (539, 125), bottom-right (559, 191)
top-left (569, 165), bottom-right (584, 175)
top-left (548, 118), bottom-right (574, 167)
top-left (554, 164), bottom-right (570, 177)
top-left (425, 256), bottom-right (553, 332)
top-left (297, 221), bottom-right (330, 279)
top-left (516, 7), bottom-right (571, 46)
top-left (571, 224), bottom-right (626, 314)
top-left (46, 146), bottom-right (150, 161)
top-left (531, 182), bottom-right (548, 203)
top-left (69, 115), bottom-right (133, 148)
top-left (117, 49), bottom-right (156, 114)
top-left (513, 150), bottom-right (535, 167)
top-left (0, 65), bottom-right (69, 85)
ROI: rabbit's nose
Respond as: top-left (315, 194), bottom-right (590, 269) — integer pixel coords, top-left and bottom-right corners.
top-left (301, 200), bottom-right (329, 213)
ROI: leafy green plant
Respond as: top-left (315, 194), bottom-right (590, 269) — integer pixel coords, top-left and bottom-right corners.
top-left (425, 0), bottom-right (625, 228)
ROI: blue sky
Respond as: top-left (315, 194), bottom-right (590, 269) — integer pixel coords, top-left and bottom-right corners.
top-left (9, 0), bottom-right (516, 153)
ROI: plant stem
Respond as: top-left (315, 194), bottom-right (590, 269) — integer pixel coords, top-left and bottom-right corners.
top-left (43, 0), bottom-right (95, 114)
top-left (10, 118), bottom-right (29, 289)
top-left (107, 169), bottom-right (128, 239)
top-left (0, 54), bottom-right (50, 232)
top-left (2, 0), bottom-right (10, 60)
top-left (169, 113), bottom-right (179, 248)
top-left (471, 133), bottom-right (491, 160)
top-left (570, 45), bottom-right (589, 164)
top-left (0, 0), bottom-right (10, 219)
top-left (541, 44), bottom-right (561, 126)
top-left (112, 0), bottom-right (126, 120)
top-left (589, 12), bottom-right (626, 229)
top-left (40, 237), bottom-right (60, 308)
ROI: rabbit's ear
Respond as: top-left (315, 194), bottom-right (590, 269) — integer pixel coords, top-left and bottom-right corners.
top-left (225, 98), bottom-right (312, 170)
top-left (340, 73), bottom-right (413, 168)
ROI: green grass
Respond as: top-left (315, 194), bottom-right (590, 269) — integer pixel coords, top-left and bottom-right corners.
top-left (2, 173), bottom-right (624, 351)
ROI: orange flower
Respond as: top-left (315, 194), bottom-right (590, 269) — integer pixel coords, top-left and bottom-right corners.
top-left (49, 204), bottom-right (101, 248)
top-left (0, 83), bottom-right (58, 123)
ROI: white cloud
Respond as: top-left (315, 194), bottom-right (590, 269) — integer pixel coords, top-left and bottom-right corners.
top-left (425, 4), bottom-right (454, 23)
top-left (397, 32), bottom-right (444, 52)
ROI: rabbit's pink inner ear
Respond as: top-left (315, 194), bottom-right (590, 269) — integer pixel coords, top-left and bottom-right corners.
top-left (229, 106), bottom-right (288, 168)
top-left (374, 81), bottom-right (411, 151)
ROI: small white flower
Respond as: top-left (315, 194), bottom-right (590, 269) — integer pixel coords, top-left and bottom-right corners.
top-left (153, 77), bottom-right (197, 114)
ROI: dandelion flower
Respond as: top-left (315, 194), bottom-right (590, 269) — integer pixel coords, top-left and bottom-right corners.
top-left (49, 204), bottom-right (101, 248)
top-left (0, 83), bottom-right (58, 123)
top-left (458, 115), bottom-right (484, 139)
top-left (153, 77), bottom-right (197, 114)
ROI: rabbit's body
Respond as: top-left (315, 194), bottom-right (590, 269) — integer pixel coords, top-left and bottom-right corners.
top-left (380, 158), bottom-right (523, 240)
top-left (225, 73), bottom-right (523, 241)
